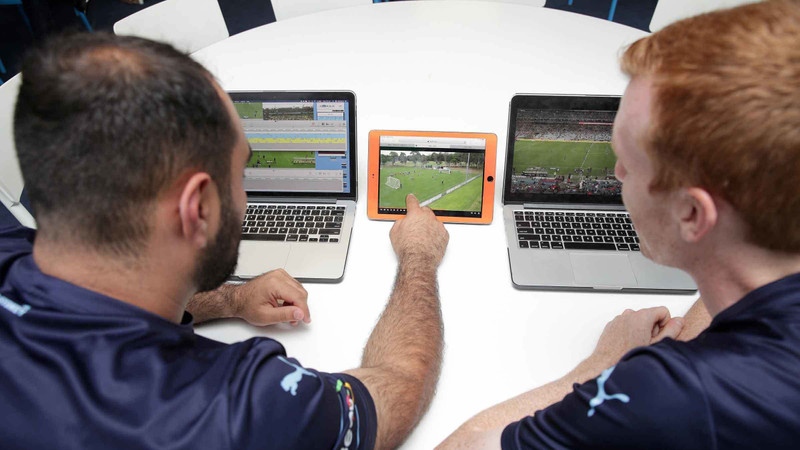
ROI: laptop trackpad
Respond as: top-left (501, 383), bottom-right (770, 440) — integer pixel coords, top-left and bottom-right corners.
top-left (570, 253), bottom-right (637, 287)
top-left (236, 243), bottom-right (291, 278)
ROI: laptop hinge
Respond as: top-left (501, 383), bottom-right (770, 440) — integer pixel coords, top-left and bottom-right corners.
top-left (247, 197), bottom-right (338, 204)
top-left (521, 203), bottom-right (626, 211)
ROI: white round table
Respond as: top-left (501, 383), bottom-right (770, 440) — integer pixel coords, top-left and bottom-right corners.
top-left (192, 2), bottom-right (697, 447)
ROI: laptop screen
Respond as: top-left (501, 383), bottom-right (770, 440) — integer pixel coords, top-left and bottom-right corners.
top-left (228, 91), bottom-right (357, 199)
top-left (377, 134), bottom-right (486, 218)
top-left (503, 95), bottom-right (622, 205)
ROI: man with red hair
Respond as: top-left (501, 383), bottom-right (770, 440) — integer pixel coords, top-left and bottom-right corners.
top-left (442, 1), bottom-right (800, 448)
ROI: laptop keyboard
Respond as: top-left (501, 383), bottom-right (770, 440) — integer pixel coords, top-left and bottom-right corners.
top-left (514, 210), bottom-right (640, 251)
top-left (241, 204), bottom-right (345, 243)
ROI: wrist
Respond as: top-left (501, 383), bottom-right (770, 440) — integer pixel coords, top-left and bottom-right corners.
top-left (222, 283), bottom-right (244, 319)
top-left (397, 252), bottom-right (441, 270)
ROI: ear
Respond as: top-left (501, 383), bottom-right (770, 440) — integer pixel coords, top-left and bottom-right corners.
top-left (177, 172), bottom-right (216, 249)
top-left (676, 187), bottom-right (718, 243)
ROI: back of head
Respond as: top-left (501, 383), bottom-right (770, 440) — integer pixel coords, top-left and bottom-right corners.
top-left (621, 0), bottom-right (800, 253)
top-left (14, 33), bottom-right (237, 256)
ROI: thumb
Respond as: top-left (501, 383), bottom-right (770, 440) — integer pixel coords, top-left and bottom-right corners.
top-left (255, 305), bottom-right (305, 326)
top-left (653, 317), bottom-right (684, 343)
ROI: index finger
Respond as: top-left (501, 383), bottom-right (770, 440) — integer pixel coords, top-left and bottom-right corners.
top-left (405, 194), bottom-right (420, 213)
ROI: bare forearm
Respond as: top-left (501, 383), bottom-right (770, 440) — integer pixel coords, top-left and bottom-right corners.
top-left (363, 256), bottom-right (443, 373)
top-left (186, 284), bottom-right (239, 324)
top-left (442, 304), bottom-right (690, 448)
top-left (460, 357), bottom-right (603, 430)
top-left (347, 256), bottom-right (444, 448)
top-left (440, 356), bottom-right (605, 449)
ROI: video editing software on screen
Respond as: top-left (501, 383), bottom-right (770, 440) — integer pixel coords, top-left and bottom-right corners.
top-left (234, 99), bottom-right (352, 193)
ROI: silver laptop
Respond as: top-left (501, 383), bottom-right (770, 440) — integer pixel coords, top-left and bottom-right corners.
top-left (502, 94), bottom-right (695, 292)
top-left (230, 91), bottom-right (357, 283)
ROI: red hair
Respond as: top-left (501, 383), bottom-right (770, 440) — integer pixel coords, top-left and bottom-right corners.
top-left (621, 0), bottom-right (800, 252)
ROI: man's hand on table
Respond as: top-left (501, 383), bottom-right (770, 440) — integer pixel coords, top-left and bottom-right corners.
top-left (438, 305), bottom-right (688, 448)
top-left (187, 269), bottom-right (310, 326)
top-left (581, 306), bottom-right (684, 373)
top-left (232, 269), bottom-right (310, 326)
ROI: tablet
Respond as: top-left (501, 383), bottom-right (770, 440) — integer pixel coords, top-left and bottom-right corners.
top-left (367, 130), bottom-right (496, 224)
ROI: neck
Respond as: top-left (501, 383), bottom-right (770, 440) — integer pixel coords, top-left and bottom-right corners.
top-left (689, 243), bottom-right (800, 317)
top-left (32, 238), bottom-right (194, 323)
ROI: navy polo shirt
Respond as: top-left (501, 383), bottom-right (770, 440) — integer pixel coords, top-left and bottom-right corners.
top-left (0, 226), bottom-right (376, 449)
top-left (502, 271), bottom-right (800, 449)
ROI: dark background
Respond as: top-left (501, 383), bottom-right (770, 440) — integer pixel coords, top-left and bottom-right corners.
top-left (0, 0), bottom-right (658, 84)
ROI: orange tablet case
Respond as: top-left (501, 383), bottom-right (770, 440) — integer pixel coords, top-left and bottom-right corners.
top-left (367, 130), bottom-right (497, 224)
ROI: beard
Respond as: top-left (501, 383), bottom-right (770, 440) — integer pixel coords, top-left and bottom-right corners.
top-left (193, 190), bottom-right (242, 293)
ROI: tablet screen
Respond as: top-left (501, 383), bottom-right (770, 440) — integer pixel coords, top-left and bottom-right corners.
top-left (377, 135), bottom-right (486, 218)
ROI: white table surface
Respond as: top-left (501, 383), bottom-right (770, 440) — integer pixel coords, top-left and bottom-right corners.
top-left (192, 2), bottom-right (698, 447)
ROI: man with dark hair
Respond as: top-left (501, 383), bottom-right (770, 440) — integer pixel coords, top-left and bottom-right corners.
top-left (441, 0), bottom-right (800, 448)
top-left (1, 33), bottom-right (449, 449)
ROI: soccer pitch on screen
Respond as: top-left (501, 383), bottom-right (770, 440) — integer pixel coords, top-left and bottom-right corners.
top-left (247, 151), bottom-right (316, 169)
top-left (512, 140), bottom-right (616, 175)
top-left (234, 102), bottom-right (263, 120)
top-left (511, 140), bottom-right (619, 195)
top-left (379, 151), bottom-right (484, 211)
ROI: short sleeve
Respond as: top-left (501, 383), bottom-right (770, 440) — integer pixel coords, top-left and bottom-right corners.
top-left (501, 342), bottom-right (714, 449)
top-left (227, 339), bottom-right (377, 450)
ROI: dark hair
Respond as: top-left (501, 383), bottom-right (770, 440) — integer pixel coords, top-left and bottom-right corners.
top-left (14, 32), bottom-right (238, 256)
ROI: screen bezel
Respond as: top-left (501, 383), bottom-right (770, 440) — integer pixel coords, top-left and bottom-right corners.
top-left (503, 94), bottom-right (622, 205)
top-left (228, 90), bottom-right (357, 200)
top-left (367, 130), bottom-right (497, 224)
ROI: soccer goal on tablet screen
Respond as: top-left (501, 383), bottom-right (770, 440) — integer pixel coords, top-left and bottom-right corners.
top-left (367, 130), bottom-right (497, 224)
